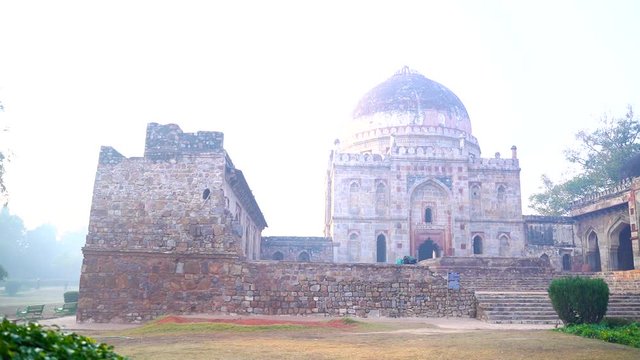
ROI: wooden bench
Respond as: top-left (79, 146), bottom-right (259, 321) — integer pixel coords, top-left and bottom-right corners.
top-left (16, 304), bottom-right (45, 321)
top-left (54, 302), bottom-right (77, 316)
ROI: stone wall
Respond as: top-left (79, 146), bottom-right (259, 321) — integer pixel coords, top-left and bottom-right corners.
top-left (261, 237), bottom-right (333, 262)
top-left (593, 270), bottom-right (640, 294)
top-left (78, 249), bottom-right (476, 322)
top-left (523, 216), bottom-right (583, 272)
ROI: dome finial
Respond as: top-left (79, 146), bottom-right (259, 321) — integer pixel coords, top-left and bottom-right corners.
top-left (395, 66), bottom-right (415, 76)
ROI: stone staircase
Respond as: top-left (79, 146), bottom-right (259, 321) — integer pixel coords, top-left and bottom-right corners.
top-left (606, 293), bottom-right (640, 320)
top-left (475, 291), bottom-right (560, 325)
top-left (424, 257), bottom-right (640, 324)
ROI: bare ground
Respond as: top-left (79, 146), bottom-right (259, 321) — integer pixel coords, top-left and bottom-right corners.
top-left (38, 315), bottom-right (640, 360)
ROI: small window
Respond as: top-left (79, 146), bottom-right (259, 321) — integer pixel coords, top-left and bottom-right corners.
top-left (424, 208), bottom-right (433, 223)
top-left (472, 235), bottom-right (482, 255)
top-left (350, 182), bottom-right (359, 192)
top-left (497, 185), bottom-right (506, 201)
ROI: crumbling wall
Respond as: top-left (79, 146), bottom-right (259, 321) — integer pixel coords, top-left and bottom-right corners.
top-left (78, 251), bottom-right (476, 322)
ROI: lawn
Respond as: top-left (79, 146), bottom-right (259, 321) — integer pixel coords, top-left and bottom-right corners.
top-left (0, 285), bottom-right (77, 318)
top-left (78, 317), bottom-right (640, 360)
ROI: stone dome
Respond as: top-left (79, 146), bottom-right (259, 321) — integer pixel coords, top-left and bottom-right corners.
top-left (352, 67), bottom-right (472, 134)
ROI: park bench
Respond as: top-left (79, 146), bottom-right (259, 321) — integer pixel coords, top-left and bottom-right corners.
top-left (54, 302), bottom-right (77, 316)
top-left (16, 304), bottom-right (45, 321)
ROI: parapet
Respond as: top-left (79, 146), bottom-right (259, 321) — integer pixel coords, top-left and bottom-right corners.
top-left (98, 146), bottom-right (125, 165)
top-left (144, 122), bottom-right (224, 160)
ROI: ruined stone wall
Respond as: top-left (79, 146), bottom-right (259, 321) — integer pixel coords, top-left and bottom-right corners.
top-left (78, 251), bottom-right (476, 322)
top-left (88, 148), bottom-right (238, 254)
top-left (523, 216), bottom-right (583, 272)
top-left (86, 123), bottom-right (266, 258)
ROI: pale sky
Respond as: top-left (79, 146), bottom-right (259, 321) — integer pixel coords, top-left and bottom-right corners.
top-left (1, 1), bottom-right (639, 236)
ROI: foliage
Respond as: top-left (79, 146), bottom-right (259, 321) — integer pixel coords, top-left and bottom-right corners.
top-left (64, 290), bottom-right (79, 303)
top-left (530, 107), bottom-right (640, 215)
top-left (0, 264), bottom-right (6, 281)
top-left (601, 317), bottom-right (635, 327)
top-left (4, 281), bottom-right (20, 296)
top-left (555, 321), bottom-right (640, 348)
top-left (0, 208), bottom-right (85, 281)
top-left (0, 318), bottom-right (127, 359)
top-left (548, 277), bottom-right (609, 324)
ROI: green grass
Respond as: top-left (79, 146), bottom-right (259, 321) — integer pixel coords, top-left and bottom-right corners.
top-left (120, 317), bottom-right (375, 336)
top-left (122, 322), bottom-right (311, 335)
top-left (555, 321), bottom-right (640, 348)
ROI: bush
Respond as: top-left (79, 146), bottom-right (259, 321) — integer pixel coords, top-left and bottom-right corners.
top-left (64, 290), bottom-right (79, 303)
top-left (548, 276), bottom-right (609, 325)
top-left (4, 281), bottom-right (20, 296)
top-left (0, 318), bottom-right (127, 359)
top-left (601, 317), bottom-right (635, 328)
top-left (556, 322), bottom-right (640, 348)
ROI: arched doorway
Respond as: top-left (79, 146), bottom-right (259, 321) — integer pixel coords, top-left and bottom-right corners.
top-left (618, 225), bottom-right (634, 270)
top-left (272, 251), bottom-right (284, 261)
top-left (376, 234), bottom-right (386, 263)
top-left (587, 231), bottom-right (602, 272)
top-left (472, 235), bottom-right (482, 255)
top-left (418, 239), bottom-right (440, 261)
top-left (298, 251), bottom-right (310, 262)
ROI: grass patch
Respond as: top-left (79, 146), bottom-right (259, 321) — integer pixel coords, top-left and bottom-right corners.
top-left (555, 321), bottom-right (640, 348)
top-left (122, 321), bottom-right (309, 335)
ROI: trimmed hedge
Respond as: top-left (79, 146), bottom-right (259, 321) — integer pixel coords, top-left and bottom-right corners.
top-left (0, 318), bottom-right (127, 359)
top-left (548, 276), bottom-right (609, 325)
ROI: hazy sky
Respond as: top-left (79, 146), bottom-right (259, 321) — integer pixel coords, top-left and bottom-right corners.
top-left (1, 1), bottom-right (639, 236)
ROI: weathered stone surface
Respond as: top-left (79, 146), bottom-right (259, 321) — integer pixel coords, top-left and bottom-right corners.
top-left (78, 251), bottom-right (476, 322)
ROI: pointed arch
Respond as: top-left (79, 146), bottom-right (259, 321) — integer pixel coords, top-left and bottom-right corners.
top-left (585, 229), bottom-right (602, 272)
top-left (349, 180), bottom-right (360, 215)
top-left (272, 251), bottom-right (284, 261)
top-left (472, 235), bottom-right (483, 255)
top-left (499, 234), bottom-right (510, 256)
top-left (375, 180), bottom-right (388, 216)
top-left (376, 233), bottom-right (386, 263)
top-left (424, 207), bottom-right (433, 223)
top-left (608, 219), bottom-right (634, 271)
top-left (298, 251), bottom-right (310, 262)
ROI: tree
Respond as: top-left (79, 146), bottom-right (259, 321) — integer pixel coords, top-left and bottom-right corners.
top-left (530, 107), bottom-right (640, 215)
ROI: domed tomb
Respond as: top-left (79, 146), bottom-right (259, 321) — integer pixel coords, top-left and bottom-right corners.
top-left (341, 66), bottom-right (478, 156)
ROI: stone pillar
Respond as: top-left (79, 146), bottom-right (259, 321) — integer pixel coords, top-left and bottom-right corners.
top-left (633, 239), bottom-right (640, 269)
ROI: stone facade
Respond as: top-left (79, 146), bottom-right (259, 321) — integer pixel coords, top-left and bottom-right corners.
top-left (86, 123), bottom-right (267, 260)
top-left (325, 67), bottom-right (524, 263)
top-left (79, 251), bottom-right (475, 322)
top-left (260, 236), bottom-right (333, 262)
top-left (569, 178), bottom-right (640, 272)
top-left (523, 216), bottom-right (583, 272)
top-left (80, 121), bottom-right (475, 323)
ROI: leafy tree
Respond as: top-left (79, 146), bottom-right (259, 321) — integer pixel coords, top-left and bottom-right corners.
top-left (530, 107), bottom-right (640, 215)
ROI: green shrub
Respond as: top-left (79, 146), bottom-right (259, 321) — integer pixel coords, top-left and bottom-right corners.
top-left (556, 322), bottom-right (640, 348)
top-left (4, 281), bottom-right (20, 296)
top-left (601, 317), bottom-right (635, 328)
top-left (548, 276), bottom-right (609, 325)
top-left (0, 318), bottom-right (127, 359)
top-left (64, 290), bottom-right (79, 303)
